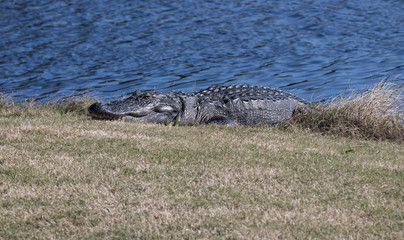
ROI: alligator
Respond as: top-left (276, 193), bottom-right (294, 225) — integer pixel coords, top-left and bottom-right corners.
top-left (88, 84), bottom-right (309, 126)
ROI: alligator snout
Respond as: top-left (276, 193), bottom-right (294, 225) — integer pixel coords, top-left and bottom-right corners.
top-left (88, 102), bottom-right (121, 120)
top-left (88, 102), bottom-right (160, 120)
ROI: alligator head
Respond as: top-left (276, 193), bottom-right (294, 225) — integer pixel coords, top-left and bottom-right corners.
top-left (88, 90), bottom-right (185, 123)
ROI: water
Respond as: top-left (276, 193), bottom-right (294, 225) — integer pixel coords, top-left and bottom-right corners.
top-left (1, 0), bottom-right (403, 102)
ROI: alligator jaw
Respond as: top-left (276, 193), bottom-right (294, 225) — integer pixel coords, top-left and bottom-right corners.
top-left (88, 102), bottom-right (123, 120)
top-left (89, 102), bottom-right (155, 120)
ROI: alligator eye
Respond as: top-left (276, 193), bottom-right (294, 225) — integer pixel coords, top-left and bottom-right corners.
top-left (141, 94), bottom-right (152, 100)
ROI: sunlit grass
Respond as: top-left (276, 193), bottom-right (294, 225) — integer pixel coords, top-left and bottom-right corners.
top-left (291, 80), bottom-right (404, 142)
top-left (0, 89), bottom-right (403, 239)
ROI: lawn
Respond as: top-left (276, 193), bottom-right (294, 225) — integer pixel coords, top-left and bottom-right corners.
top-left (0, 98), bottom-right (403, 239)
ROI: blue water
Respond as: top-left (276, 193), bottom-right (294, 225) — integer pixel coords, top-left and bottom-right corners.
top-left (1, 0), bottom-right (403, 102)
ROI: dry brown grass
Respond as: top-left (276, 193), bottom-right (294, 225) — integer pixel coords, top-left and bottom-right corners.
top-left (290, 81), bottom-right (404, 142)
top-left (0, 94), bottom-right (403, 239)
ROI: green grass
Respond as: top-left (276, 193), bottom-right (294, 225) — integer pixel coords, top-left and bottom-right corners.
top-left (0, 93), bottom-right (403, 239)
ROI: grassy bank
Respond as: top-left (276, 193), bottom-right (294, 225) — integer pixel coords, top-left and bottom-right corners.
top-left (290, 81), bottom-right (404, 142)
top-left (0, 94), bottom-right (403, 239)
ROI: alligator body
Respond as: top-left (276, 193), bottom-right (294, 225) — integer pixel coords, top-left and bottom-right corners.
top-left (88, 84), bottom-right (308, 126)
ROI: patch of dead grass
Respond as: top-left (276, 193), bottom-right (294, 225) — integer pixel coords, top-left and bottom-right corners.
top-left (291, 80), bottom-right (404, 142)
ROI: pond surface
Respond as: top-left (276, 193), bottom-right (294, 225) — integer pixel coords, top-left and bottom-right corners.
top-left (1, 0), bottom-right (403, 102)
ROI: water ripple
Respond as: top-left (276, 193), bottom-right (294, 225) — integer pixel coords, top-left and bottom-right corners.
top-left (0, 0), bottom-right (403, 101)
